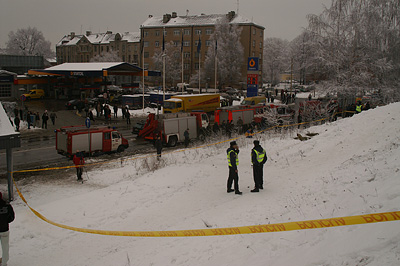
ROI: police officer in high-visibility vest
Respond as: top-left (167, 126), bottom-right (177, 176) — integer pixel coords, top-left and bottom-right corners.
top-left (251, 140), bottom-right (268, 192)
top-left (227, 141), bottom-right (242, 195)
top-left (356, 101), bottom-right (363, 114)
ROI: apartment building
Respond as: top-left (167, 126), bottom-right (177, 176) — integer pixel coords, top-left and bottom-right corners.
top-left (56, 31), bottom-right (141, 64)
top-left (141, 11), bottom-right (264, 87)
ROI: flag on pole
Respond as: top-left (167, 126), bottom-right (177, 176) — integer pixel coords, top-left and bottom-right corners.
top-left (197, 36), bottom-right (201, 54)
top-left (215, 39), bottom-right (218, 53)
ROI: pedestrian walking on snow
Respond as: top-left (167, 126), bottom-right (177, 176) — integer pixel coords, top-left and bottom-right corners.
top-left (154, 135), bottom-right (163, 159)
top-left (251, 140), bottom-right (267, 192)
top-left (113, 105), bottom-right (118, 118)
top-left (227, 141), bottom-right (242, 195)
top-left (184, 128), bottom-right (190, 148)
top-left (0, 191), bottom-right (15, 266)
top-left (73, 150), bottom-right (85, 181)
top-left (35, 112), bottom-right (40, 128)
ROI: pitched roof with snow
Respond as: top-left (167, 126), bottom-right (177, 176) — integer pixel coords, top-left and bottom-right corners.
top-left (142, 13), bottom-right (264, 29)
top-left (57, 32), bottom-right (140, 47)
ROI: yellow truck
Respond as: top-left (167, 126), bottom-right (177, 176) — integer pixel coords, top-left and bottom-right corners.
top-left (163, 94), bottom-right (220, 113)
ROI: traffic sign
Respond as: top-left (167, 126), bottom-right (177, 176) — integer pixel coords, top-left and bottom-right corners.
top-left (247, 57), bottom-right (259, 71)
top-left (20, 95), bottom-right (26, 102)
top-left (85, 118), bottom-right (91, 128)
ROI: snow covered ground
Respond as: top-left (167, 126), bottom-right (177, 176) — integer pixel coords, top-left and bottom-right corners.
top-left (6, 102), bottom-right (400, 266)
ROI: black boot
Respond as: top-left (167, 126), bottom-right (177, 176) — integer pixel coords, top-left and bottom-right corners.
top-left (235, 191), bottom-right (242, 195)
top-left (251, 188), bottom-right (259, 193)
top-left (227, 189), bottom-right (234, 193)
top-left (259, 185), bottom-right (263, 190)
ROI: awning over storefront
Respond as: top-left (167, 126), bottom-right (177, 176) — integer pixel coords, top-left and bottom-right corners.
top-left (28, 62), bottom-right (161, 77)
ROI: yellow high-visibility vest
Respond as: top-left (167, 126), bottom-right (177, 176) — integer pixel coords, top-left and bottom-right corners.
top-left (356, 105), bottom-right (362, 113)
top-left (227, 150), bottom-right (239, 167)
top-left (253, 149), bottom-right (266, 163)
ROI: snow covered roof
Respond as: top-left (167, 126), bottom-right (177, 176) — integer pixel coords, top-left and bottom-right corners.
top-left (57, 32), bottom-right (140, 47)
top-left (0, 70), bottom-right (17, 76)
top-left (142, 13), bottom-right (264, 29)
top-left (45, 62), bottom-right (125, 71)
top-left (0, 102), bottom-right (18, 137)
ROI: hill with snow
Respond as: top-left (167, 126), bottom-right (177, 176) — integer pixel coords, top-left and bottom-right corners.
top-left (8, 102), bottom-right (400, 266)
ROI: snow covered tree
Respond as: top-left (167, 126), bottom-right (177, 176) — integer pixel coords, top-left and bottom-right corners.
top-left (203, 17), bottom-right (244, 87)
top-left (90, 51), bottom-right (121, 62)
top-left (303, 0), bottom-right (400, 93)
top-left (152, 41), bottom-right (182, 87)
top-left (5, 27), bottom-right (55, 59)
top-left (263, 38), bottom-right (290, 86)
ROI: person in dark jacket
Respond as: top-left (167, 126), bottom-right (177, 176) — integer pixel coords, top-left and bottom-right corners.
top-left (14, 116), bottom-right (20, 131)
top-left (42, 110), bottom-right (49, 129)
top-left (251, 140), bottom-right (268, 192)
top-left (73, 150), bottom-right (85, 181)
top-left (26, 111), bottom-right (31, 129)
top-left (213, 122), bottom-right (219, 135)
top-left (227, 141), bottom-right (242, 195)
top-left (154, 135), bottom-right (163, 159)
top-left (0, 192), bottom-right (15, 266)
top-left (35, 112), bottom-right (40, 128)
top-left (113, 105), bottom-right (118, 118)
top-left (50, 111), bottom-right (57, 126)
top-left (184, 128), bottom-right (190, 148)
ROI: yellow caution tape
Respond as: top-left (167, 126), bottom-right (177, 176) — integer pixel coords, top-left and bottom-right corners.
top-left (13, 178), bottom-right (400, 237)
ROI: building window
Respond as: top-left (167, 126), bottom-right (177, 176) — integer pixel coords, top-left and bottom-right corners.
top-left (144, 31), bottom-right (149, 37)
top-left (163, 30), bottom-right (167, 36)
top-left (133, 55), bottom-right (138, 62)
top-left (259, 53), bottom-right (262, 59)
top-left (260, 31), bottom-right (263, 37)
top-left (206, 29), bottom-right (213, 35)
top-left (184, 63), bottom-right (190, 70)
top-left (253, 40), bottom-right (256, 47)
top-left (195, 29), bottom-right (202, 35)
top-left (253, 29), bottom-right (256, 35)
top-left (155, 30), bottom-right (160, 36)
top-left (183, 41), bottom-right (190, 47)
top-left (144, 41), bottom-right (149, 47)
top-left (195, 63), bottom-right (200, 69)
top-left (206, 40), bottom-right (212, 47)
top-left (195, 51), bottom-right (201, 58)
top-left (184, 52), bottom-right (190, 58)
top-left (174, 30), bottom-right (180, 36)
top-left (144, 52), bottom-right (149, 58)
top-left (195, 40), bottom-right (199, 46)
top-left (252, 52), bottom-right (255, 57)
top-left (184, 29), bottom-right (190, 35)
top-left (107, 46), bottom-right (109, 52)
top-left (122, 55), bottom-right (125, 61)
top-left (155, 41), bottom-right (159, 47)
top-left (173, 41), bottom-right (179, 47)
top-left (94, 46), bottom-right (97, 52)
top-left (0, 84), bottom-right (11, 97)
top-left (101, 46), bottom-right (104, 52)
top-left (184, 74), bottom-right (189, 80)
top-left (144, 63), bottom-right (149, 69)
top-left (260, 42), bottom-right (262, 49)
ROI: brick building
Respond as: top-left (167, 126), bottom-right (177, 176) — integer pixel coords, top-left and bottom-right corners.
top-left (56, 31), bottom-right (141, 64)
top-left (141, 11), bottom-right (264, 87)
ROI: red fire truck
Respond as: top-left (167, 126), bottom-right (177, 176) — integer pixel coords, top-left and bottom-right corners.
top-left (56, 125), bottom-right (129, 157)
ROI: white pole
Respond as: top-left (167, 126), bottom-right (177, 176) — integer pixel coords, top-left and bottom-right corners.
top-left (163, 54), bottom-right (166, 102)
top-left (214, 51), bottom-right (217, 94)
top-left (181, 29), bottom-right (184, 93)
top-left (142, 27), bottom-right (145, 113)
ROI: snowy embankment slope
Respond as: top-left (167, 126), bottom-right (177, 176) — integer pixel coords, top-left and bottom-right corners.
top-left (9, 103), bottom-right (400, 266)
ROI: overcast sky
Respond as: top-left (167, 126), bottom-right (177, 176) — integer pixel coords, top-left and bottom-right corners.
top-left (0, 0), bottom-right (332, 49)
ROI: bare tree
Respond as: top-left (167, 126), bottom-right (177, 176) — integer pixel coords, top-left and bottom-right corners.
top-left (90, 51), bottom-right (121, 62)
top-left (153, 41), bottom-right (182, 87)
top-left (263, 38), bottom-right (289, 86)
top-left (6, 27), bottom-right (55, 58)
top-left (203, 17), bottom-right (244, 87)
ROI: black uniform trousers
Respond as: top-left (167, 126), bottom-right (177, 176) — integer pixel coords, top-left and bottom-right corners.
top-left (253, 164), bottom-right (264, 188)
top-left (227, 167), bottom-right (239, 191)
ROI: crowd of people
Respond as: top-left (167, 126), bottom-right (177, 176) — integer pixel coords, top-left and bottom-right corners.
top-left (9, 107), bottom-right (57, 131)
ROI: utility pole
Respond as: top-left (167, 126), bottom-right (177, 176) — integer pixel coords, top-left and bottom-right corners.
top-left (290, 57), bottom-right (293, 94)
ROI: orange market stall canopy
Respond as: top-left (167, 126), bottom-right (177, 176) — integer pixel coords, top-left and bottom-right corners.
top-left (28, 62), bottom-right (161, 78)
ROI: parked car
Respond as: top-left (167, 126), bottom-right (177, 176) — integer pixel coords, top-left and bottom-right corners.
top-left (22, 89), bottom-right (45, 100)
top-left (226, 88), bottom-right (239, 96)
top-left (66, 99), bottom-right (85, 110)
top-left (132, 120), bottom-right (146, 135)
